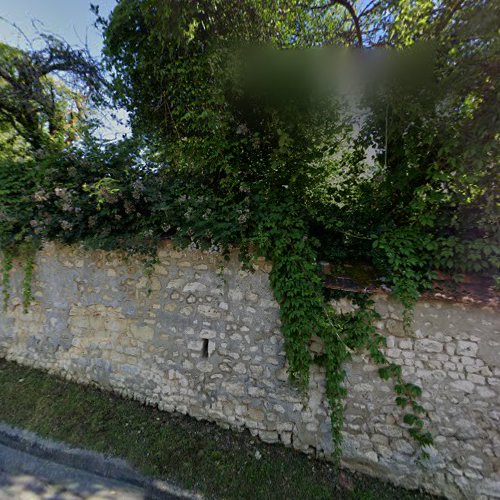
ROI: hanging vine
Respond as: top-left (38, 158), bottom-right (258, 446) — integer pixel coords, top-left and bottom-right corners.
top-left (0, 241), bottom-right (38, 314)
top-left (20, 244), bottom-right (37, 313)
top-left (1, 248), bottom-right (13, 311)
top-left (249, 201), bottom-right (433, 458)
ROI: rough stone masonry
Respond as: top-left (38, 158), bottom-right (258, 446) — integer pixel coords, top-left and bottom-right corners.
top-left (0, 241), bottom-right (499, 499)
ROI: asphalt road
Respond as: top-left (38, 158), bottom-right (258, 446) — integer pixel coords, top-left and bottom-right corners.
top-left (0, 442), bottom-right (148, 499)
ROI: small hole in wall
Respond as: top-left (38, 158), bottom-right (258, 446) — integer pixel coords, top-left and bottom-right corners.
top-left (202, 339), bottom-right (209, 358)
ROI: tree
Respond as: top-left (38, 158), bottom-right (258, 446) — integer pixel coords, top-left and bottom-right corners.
top-left (0, 35), bottom-right (103, 153)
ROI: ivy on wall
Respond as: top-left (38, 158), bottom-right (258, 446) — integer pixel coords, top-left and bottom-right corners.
top-left (1, 0), bottom-right (498, 459)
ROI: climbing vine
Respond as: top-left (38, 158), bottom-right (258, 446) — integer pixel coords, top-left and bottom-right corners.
top-left (1, 248), bottom-right (13, 311)
top-left (19, 242), bottom-right (37, 313)
top-left (0, 241), bottom-right (38, 313)
top-left (1, 0), bottom-right (498, 461)
top-left (249, 201), bottom-right (432, 457)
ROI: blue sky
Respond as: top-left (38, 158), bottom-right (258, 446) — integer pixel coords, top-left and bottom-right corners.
top-left (0, 0), bottom-right (117, 56)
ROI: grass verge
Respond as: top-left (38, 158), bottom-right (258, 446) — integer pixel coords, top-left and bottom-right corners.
top-left (0, 359), bottom-right (437, 500)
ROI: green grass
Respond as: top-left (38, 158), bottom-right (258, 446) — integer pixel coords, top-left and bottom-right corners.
top-left (0, 359), bottom-right (438, 500)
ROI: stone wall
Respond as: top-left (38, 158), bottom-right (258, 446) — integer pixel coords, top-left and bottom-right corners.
top-left (0, 242), bottom-right (498, 499)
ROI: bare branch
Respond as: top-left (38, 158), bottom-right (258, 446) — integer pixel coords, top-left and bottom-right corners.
top-left (0, 16), bottom-right (33, 50)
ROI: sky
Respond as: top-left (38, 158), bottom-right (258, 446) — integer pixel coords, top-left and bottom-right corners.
top-left (0, 0), bottom-right (129, 139)
top-left (0, 0), bottom-right (117, 56)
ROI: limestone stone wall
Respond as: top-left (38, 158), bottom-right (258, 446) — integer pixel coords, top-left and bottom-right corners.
top-left (0, 242), bottom-right (498, 499)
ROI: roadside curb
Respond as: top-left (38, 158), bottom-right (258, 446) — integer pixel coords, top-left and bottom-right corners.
top-left (0, 421), bottom-right (202, 499)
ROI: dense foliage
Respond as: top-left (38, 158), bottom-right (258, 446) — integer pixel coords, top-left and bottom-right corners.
top-left (1, 0), bottom-right (498, 457)
top-left (0, 36), bottom-right (102, 153)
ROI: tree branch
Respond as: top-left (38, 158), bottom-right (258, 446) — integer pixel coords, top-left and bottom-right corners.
top-left (433, 0), bottom-right (464, 36)
top-left (306, 0), bottom-right (364, 47)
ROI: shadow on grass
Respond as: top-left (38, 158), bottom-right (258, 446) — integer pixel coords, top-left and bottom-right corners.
top-left (0, 359), bottom-right (439, 500)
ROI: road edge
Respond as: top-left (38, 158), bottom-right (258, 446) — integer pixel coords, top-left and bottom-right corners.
top-left (0, 421), bottom-right (202, 499)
